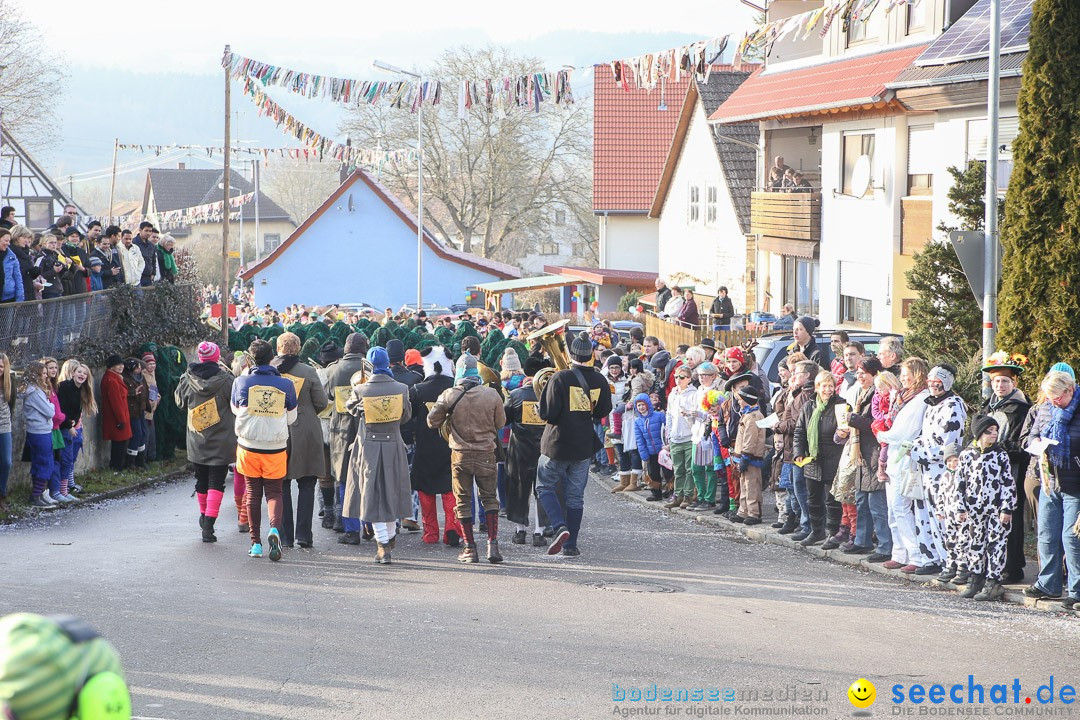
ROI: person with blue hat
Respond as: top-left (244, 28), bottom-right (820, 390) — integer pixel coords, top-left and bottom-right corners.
top-left (342, 346), bottom-right (414, 564)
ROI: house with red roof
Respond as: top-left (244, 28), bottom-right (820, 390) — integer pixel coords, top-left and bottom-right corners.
top-left (240, 169), bottom-right (519, 309)
top-left (709, 0), bottom-right (994, 333)
top-left (593, 70), bottom-right (692, 274)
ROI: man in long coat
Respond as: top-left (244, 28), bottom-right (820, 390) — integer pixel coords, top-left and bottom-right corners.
top-left (324, 333), bottom-right (369, 542)
top-left (273, 332), bottom-right (329, 549)
top-left (410, 346), bottom-right (463, 546)
top-left (343, 347), bottom-right (413, 564)
top-left (503, 365), bottom-right (545, 546)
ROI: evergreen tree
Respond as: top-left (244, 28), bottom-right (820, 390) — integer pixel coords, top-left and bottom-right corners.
top-left (998, 0), bottom-right (1080, 384)
top-left (904, 164), bottom-right (987, 365)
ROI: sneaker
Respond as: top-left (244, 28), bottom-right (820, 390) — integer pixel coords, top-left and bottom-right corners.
top-left (512, 530), bottom-right (527, 545)
top-left (914, 563), bottom-right (941, 576)
top-left (55, 493), bottom-right (77, 505)
top-left (882, 560), bottom-right (904, 570)
top-left (866, 553), bottom-right (890, 563)
top-left (937, 568), bottom-right (958, 582)
top-left (69, 483), bottom-right (83, 494)
top-left (1062, 597), bottom-right (1078, 610)
top-left (30, 494), bottom-right (53, 508)
top-left (458, 545), bottom-right (479, 563)
top-left (268, 529), bottom-right (282, 561)
top-left (730, 514), bottom-right (746, 524)
top-left (743, 517), bottom-right (761, 526)
top-left (900, 564), bottom-right (919, 574)
top-left (1023, 585), bottom-right (1060, 600)
top-left (699, 502), bottom-right (716, 511)
top-left (40, 491), bottom-right (58, 506)
top-left (953, 569), bottom-right (971, 585)
top-left (532, 533), bottom-right (546, 547)
top-left (249, 543), bottom-right (264, 558)
top-left (843, 545), bottom-right (872, 555)
top-left (561, 547), bottom-right (581, 557)
top-left (547, 526), bottom-right (570, 556)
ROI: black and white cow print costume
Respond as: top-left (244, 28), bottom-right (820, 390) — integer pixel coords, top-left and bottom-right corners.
top-left (956, 442), bottom-right (1015, 580)
top-left (935, 446), bottom-right (969, 573)
top-left (911, 373), bottom-right (967, 567)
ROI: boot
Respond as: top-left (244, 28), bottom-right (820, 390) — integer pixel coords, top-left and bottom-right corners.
top-left (799, 530), bottom-right (827, 547)
top-left (646, 486), bottom-right (664, 502)
top-left (332, 511), bottom-right (344, 533)
top-left (662, 481), bottom-right (674, 498)
top-left (565, 506), bottom-right (584, 553)
top-left (338, 531), bottom-right (361, 545)
top-left (623, 474), bottom-right (641, 492)
top-left (375, 542), bottom-right (392, 564)
top-left (953, 568), bottom-right (971, 585)
top-left (974, 580), bottom-right (1003, 601)
top-left (199, 513), bottom-right (206, 529)
top-left (321, 503), bottom-right (336, 529)
top-left (961, 574), bottom-right (986, 599)
top-left (136, 451), bottom-right (147, 469)
top-left (458, 544), bottom-right (479, 563)
top-left (663, 495), bottom-right (682, 509)
top-left (777, 513), bottom-right (799, 535)
top-left (487, 540), bottom-right (503, 564)
top-left (611, 473), bottom-right (630, 493)
top-left (201, 515), bottom-right (218, 543)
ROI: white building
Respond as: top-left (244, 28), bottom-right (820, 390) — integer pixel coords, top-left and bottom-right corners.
top-left (650, 68), bottom-right (756, 315)
top-left (708, 0), bottom-right (1025, 333)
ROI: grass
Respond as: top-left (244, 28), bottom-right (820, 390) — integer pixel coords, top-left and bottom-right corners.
top-left (1, 453), bottom-right (189, 523)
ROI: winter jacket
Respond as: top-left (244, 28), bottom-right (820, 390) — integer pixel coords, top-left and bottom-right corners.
top-left (10, 245), bottom-right (36, 300)
top-left (1025, 401), bottom-right (1080, 496)
top-left (123, 371), bottom-right (149, 422)
top-left (20, 386), bottom-right (54, 435)
top-left (343, 373), bottom-right (413, 523)
top-left (100, 369), bottom-right (132, 441)
top-left (119, 243), bottom-right (144, 286)
top-left (134, 237), bottom-right (158, 285)
top-left (793, 393), bottom-right (846, 483)
top-left (389, 364), bottom-right (422, 444)
top-left (776, 379), bottom-right (814, 462)
top-left (710, 295), bottom-right (735, 325)
top-left (175, 361), bottom-right (237, 466)
top-left (676, 298), bottom-right (699, 328)
top-left (427, 379), bottom-right (506, 454)
top-left (323, 353), bottom-right (369, 480)
top-left (90, 246), bottom-right (123, 288)
top-left (734, 405), bottom-right (766, 459)
top-left (655, 287), bottom-right (672, 313)
top-left (60, 242), bottom-right (90, 294)
top-left (271, 355), bottom-right (328, 477)
top-left (57, 380), bottom-right (84, 431)
top-left (974, 389), bottom-right (1031, 466)
top-left (632, 393), bottom-right (666, 462)
top-left (665, 384), bottom-right (697, 443)
top-left (786, 337), bottom-right (823, 367)
top-left (35, 250), bottom-right (64, 299)
top-left (538, 364), bottom-right (612, 462)
top-left (0, 249), bottom-right (24, 302)
top-left (840, 384), bottom-right (884, 492)
top-left (231, 365), bottom-right (299, 451)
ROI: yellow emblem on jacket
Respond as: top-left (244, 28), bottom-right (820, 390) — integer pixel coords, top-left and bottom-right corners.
top-left (189, 397), bottom-right (220, 432)
top-left (521, 400), bottom-right (544, 425)
top-left (283, 374), bottom-right (305, 398)
top-left (363, 394), bottom-right (403, 424)
top-left (569, 386), bottom-right (601, 412)
top-left (334, 386), bottom-right (351, 414)
top-left (249, 386), bottom-right (286, 417)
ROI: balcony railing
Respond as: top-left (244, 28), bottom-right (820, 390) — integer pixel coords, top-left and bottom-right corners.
top-left (751, 191), bottom-right (821, 257)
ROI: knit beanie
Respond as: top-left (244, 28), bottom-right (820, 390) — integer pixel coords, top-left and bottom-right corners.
top-left (141, 352), bottom-right (156, 365)
top-left (796, 315), bottom-right (818, 332)
top-left (344, 332), bottom-right (367, 355)
top-left (970, 415), bottom-right (999, 441)
top-left (1051, 362), bottom-right (1076, 380)
top-left (386, 339), bottom-right (405, 363)
top-left (318, 341), bottom-right (343, 366)
top-left (367, 347), bottom-right (392, 377)
top-left (942, 443), bottom-right (961, 461)
top-left (404, 348), bottom-right (422, 367)
top-left (928, 365), bottom-right (955, 392)
top-left (723, 346), bottom-right (745, 364)
top-left (569, 331), bottom-right (594, 362)
top-left (737, 386), bottom-right (760, 406)
top-left (456, 353), bottom-right (480, 380)
top-left (501, 347), bottom-right (523, 374)
top-left (106, 354), bottom-right (124, 369)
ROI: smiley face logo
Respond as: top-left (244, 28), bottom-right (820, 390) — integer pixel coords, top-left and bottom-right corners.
top-left (848, 678), bottom-right (876, 709)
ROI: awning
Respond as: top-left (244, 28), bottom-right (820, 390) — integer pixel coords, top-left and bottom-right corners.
top-left (709, 44), bottom-right (927, 124)
top-left (475, 274), bottom-right (584, 294)
top-left (758, 236), bottom-right (818, 259)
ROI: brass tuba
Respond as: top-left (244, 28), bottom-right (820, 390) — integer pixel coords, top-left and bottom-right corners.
top-left (527, 319), bottom-right (571, 399)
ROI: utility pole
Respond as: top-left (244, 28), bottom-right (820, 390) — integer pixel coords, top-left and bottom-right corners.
top-left (982, 0), bottom-right (1001, 383)
top-left (222, 44), bottom-right (231, 347)
top-left (253, 157), bottom-right (261, 264)
top-left (108, 138), bottom-right (118, 222)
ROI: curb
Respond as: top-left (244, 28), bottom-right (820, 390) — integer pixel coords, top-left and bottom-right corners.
top-left (596, 471), bottom-right (1078, 617)
top-left (3, 468), bottom-right (190, 525)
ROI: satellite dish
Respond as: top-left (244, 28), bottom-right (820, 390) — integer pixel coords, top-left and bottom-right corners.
top-left (850, 155), bottom-right (872, 198)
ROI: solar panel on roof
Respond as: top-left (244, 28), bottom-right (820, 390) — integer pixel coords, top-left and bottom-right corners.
top-left (916, 0), bottom-right (1032, 67)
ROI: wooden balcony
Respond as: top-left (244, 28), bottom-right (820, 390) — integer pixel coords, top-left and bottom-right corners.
top-left (750, 191), bottom-right (821, 258)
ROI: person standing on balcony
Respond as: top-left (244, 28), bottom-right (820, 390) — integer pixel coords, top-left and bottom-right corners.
top-left (710, 287), bottom-right (735, 329)
top-left (654, 278), bottom-right (672, 315)
top-left (675, 288), bottom-right (699, 328)
top-left (661, 285), bottom-right (684, 320)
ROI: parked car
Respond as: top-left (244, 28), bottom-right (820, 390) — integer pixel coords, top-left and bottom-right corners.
top-left (751, 329), bottom-right (903, 389)
top-left (399, 303), bottom-right (453, 317)
top-left (339, 302), bottom-right (380, 317)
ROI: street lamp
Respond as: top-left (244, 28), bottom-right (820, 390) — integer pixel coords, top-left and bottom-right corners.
top-left (374, 59), bottom-right (424, 310)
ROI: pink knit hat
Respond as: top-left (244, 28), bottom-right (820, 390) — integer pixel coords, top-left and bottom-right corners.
top-left (197, 341), bottom-right (220, 364)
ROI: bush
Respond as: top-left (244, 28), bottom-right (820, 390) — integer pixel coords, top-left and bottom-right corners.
top-left (616, 290), bottom-right (642, 313)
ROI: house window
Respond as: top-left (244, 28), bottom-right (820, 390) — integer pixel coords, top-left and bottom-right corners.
top-left (907, 174), bottom-right (933, 196)
top-left (966, 117), bottom-right (1020, 193)
top-left (847, 17), bottom-right (870, 46)
top-left (902, 299), bottom-right (915, 318)
top-left (25, 200), bottom-right (51, 230)
top-left (554, 209), bottom-right (566, 226)
top-left (539, 240), bottom-right (559, 255)
top-left (907, 0), bottom-right (927, 34)
top-left (262, 233), bottom-right (281, 253)
top-left (783, 256), bottom-right (819, 316)
top-left (840, 295), bottom-right (873, 327)
top-left (688, 185), bottom-right (700, 224)
top-left (705, 185), bottom-right (718, 225)
top-left (842, 132), bottom-right (876, 197)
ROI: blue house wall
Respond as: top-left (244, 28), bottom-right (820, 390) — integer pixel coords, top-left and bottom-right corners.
top-left (250, 176), bottom-right (508, 310)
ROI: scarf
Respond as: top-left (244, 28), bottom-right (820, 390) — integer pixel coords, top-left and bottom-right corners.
top-left (806, 396), bottom-right (828, 462)
top-left (1046, 390), bottom-right (1080, 469)
top-left (161, 248), bottom-right (178, 276)
top-left (988, 389), bottom-right (1017, 411)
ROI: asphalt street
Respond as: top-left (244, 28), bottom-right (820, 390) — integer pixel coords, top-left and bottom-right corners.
top-left (1, 475), bottom-right (1078, 719)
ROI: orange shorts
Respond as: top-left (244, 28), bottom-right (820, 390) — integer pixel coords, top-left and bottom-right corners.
top-left (236, 447), bottom-right (288, 480)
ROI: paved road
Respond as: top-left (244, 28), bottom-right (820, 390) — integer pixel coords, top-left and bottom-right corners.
top-left (1, 475), bottom-right (1077, 719)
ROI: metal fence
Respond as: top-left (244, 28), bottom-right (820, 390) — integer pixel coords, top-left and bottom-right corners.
top-left (0, 285), bottom-right (187, 369)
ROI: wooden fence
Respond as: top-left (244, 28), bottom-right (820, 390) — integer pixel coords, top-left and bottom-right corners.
top-left (644, 314), bottom-right (768, 351)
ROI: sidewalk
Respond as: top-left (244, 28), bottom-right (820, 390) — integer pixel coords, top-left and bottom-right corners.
top-left (596, 470), bottom-right (1078, 617)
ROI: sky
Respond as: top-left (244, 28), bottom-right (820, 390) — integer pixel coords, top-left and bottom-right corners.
top-left (23, 0), bottom-right (761, 184)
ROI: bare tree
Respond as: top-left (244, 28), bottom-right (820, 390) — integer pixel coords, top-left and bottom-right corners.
top-left (260, 159), bottom-right (343, 224)
top-left (341, 45), bottom-right (595, 264)
top-left (0, 0), bottom-right (67, 149)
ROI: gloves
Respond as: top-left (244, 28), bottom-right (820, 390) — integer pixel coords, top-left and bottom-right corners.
top-left (738, 456), bottom-right (750, 474)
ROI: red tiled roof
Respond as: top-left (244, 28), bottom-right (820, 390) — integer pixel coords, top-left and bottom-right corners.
top-left (593, 70), bottom-right (692, 213)
top-left (544, 265), bottom-right (658, 287)
top-left (709, 45), bottom-right (928, 124)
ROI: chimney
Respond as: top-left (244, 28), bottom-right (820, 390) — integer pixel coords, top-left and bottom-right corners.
top-left (178, 162), bottom-right (186, 170)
